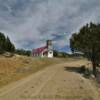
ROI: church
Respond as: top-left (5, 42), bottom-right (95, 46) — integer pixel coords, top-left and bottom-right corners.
top-left (32, 40), bottom-right (53, 58)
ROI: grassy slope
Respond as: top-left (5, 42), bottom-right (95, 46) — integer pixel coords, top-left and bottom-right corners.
top-left (0, 55), bottom-right (65, 88)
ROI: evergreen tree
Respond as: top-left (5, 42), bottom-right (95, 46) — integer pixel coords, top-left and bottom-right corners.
top-left (0, 32), bottom-right (15, 53)
top-left (70, 23), bottom-right (100, 77)
top-left (0, 32), bottom-right (6, 52)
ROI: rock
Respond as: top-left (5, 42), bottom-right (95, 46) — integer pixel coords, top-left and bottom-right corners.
top-left (90, 74), bottom-right (95, 79)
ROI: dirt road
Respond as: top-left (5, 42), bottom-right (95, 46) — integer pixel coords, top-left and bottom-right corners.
top-left (0, 60), bottom-right (99, 100)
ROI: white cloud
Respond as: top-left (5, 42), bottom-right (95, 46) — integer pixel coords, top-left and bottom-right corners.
top-left (0, 0), bottom-right (100, 51)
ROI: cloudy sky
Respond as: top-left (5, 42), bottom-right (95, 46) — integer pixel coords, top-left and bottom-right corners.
top-left (0, 0), bottom-right (100, 52)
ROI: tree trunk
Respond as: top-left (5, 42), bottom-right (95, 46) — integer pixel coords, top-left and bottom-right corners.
top-left (92, 60), bottom-right (97, 77)
top-left (91, 47), bottom-right (97, 77)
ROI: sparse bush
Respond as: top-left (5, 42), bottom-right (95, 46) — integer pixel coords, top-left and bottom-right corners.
top-left (79, 65), bottom-right (92, 78)
top-left (53, 50), bottom-right (70, 58)
top-left (15, 49), bottom-right (31, 56)
top-left (84, 68), bottom-right (92, 78)
top-left (79, 65), bottom-right (86, 73)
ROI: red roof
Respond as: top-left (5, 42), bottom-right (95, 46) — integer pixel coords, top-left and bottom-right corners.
top-left (32, 46), bottom-right (47, 53)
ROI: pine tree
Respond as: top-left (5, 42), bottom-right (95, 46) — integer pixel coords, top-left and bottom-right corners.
top-left (0, 32), bottom-right (15, 53)
top-left (0, 32), bottom-right (6, 53)
top-left (70, 23), bottom-right (100, 77)
top-left (6, 36), bottom-right (15, 52)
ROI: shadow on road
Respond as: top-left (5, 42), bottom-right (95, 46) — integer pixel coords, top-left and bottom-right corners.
top-left (64, 66), bottom-right (82, 74)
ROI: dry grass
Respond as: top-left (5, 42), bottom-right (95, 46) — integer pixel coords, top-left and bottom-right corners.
top-left (0, 55), bottom-right (63, 88)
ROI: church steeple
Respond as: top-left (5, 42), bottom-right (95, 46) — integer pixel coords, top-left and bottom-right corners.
top-left (46, 40), bottom-right (53, 58)
top-left (46, 40), bottom-right (53, 50)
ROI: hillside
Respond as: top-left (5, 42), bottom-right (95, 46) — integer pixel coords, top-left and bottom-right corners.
top-left (0, 55), bottom-right (64, 87)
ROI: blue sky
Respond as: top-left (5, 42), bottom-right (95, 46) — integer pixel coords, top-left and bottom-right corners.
top-left (0, 0), bottom-right (100, 52)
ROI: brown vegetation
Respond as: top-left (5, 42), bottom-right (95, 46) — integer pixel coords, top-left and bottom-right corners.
top-left (0, 55), bottom-right (63, 87)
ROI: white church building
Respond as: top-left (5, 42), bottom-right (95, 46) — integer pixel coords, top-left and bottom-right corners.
top-left (32, 40), bottom-right (53, 58)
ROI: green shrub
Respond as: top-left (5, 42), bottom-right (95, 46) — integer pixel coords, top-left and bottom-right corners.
top-left (84, 68), bottom-right (92, 78)
top-left (79, 65), bottom-right (86, 73)
top-left (79, 65), bottom-right (92, 78)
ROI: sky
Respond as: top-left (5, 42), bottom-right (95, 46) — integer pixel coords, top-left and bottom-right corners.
top-left (0, 0), bottom-right (100, 52)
